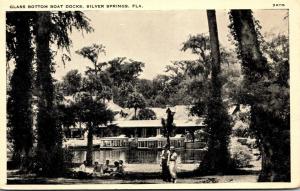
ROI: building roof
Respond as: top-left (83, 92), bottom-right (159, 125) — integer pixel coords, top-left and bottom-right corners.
top-left (62, 97), bottom-right (205, 129)
top-left (113, 104), bottom-right (199, 122)
top-left (112, 118), bottom-right (205, 128)
top-left (107, 100), bottom-right (123, 112)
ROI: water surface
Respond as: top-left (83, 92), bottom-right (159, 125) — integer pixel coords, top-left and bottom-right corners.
top-left (71, 149), bottom-right (205, 164)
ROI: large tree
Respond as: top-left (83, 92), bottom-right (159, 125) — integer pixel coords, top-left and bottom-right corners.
top-left (56, 69), bottom-right (114, 167)
top-left (6, 12), bottom-right (34, 170)
top-left (198, 10), bottom-right (232, 174)
top-left (74, 93), bottom-right (114, 166)
top-left (229, 10), bottom-right (290, 181)
top-left (59, 69), bottom-right (114, 166)
top-left (76, 45), bottom-right (114, 166)
top-left (35, 11), bottom-right (62, 176)
top-left (34, 11), bottom-right (92, 176)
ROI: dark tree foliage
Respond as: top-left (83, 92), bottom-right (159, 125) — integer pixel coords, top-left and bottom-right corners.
top-left (55, 103), bottom-right (77, 130)
top-left (135, 79), bottom-right (156, 102)
top-left (150, 75), bottom-right (171, 107)
top-left (82, 73), bottom-right (113, 101)
top-left (58, 68), bottom-right (115, 166)
top-left (229, 10), bottom-right (290, 181)
top-left (137, 108), bottom-right (157, 120)
top-left (106, 57), bottom-right (145, 86)
top-left (180, 35), bottom-right (240, 115)
top-left (6, 12), bottom-right (34, 170)
top-left (51, 11), bottom-right (93, 66)
top-left (112, 82), bottom-right (134, 107)
top-left (197, 10), bottom-right (232, 175)
top-left (61, 70), bottom-right (82, 95)
top-left (75, 44), bottom-right (106, 75)
top-left (126, 92), bottom-right (146, 119)
top-left (103, 57), bottom-right (145, 107)
top-left (74, 93), bottom-right (114, 166)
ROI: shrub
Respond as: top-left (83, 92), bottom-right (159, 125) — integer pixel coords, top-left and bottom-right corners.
top-left (33, 147), bottom-right (73, 177)
top-left (230, 139), bottom-right (253, 168)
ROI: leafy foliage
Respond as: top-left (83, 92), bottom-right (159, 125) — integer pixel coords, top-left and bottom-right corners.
top-left (230, 142), bottom-right (253, 168)
top-left (106, 57), bottom-right (145, 86)
top-left (61, 69), bottom-right (82, 95)
top-left (58, 70), bottom-right (115, 166)
top-left (102, 57), bottom-right (145, 107)
top-left (55, 102), bottom-right (77, 129)
top-left (50, 11), bottom-right (93, 64)
top-left (133, 32), bottom-right (240, 111)
top-left (74, 93), bottom-right (114, 125)
top-left (137, 108), bottom-right (157, 120)
top-left (126, 92), bottom-right (146, 119)
top-left (75, 44), bottom-right (106, 71)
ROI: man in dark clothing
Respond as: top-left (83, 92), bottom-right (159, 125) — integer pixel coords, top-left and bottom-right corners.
top-left (160, 144), bottom-right (171, 182)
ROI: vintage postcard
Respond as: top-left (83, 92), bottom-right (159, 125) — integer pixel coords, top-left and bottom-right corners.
top-left (1, 0), bottom-right (300, 189)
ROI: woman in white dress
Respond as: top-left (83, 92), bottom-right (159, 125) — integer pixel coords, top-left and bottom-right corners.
top-left (168, 146), bottom-right (178, 183)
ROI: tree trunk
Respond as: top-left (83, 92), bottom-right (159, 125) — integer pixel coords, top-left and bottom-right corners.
top-left (86, 122), bottom-right (94, 166)
top-left (7, 12), bottom-right (34, 170)
top-left (36, 12), bottom-right (64, 177)
top-left (134, 107), bottom-right (137, 119)
top-left (229, 10), bottom-right (269, 81)
top-left (255, 107), bottom-right (290, 182)
top-left (36, 11), bottom-right (55, 151)
top-left (199, 10), bottom-right (232, 174)
top-left (165, 108), bottom-right (174, 147)
top-left (166, 134), bottom-right (170, 147)
top-left (207, 10), bottom-right (222, 96)
top-left (229, 10), bottom-right (290, 181)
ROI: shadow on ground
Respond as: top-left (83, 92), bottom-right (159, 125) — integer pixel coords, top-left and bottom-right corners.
top-left (7, 168), bottom-right (260, 184)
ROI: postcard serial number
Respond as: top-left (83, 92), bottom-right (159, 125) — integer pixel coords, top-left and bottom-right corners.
top-left (273, 3), bottom-right (285, 7)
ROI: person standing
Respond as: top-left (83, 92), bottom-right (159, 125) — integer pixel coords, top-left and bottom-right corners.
top-left (160, 144), bottom-right (171, 182)
top-left (168, 146), bottom-right (178, 183)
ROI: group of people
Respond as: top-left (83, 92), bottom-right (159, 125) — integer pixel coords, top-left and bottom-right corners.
top-left (76, 145), bottom-right (178, 182)
top-left (160, 145), bottom-right (178, 183)
top-left (77, 159), bottom-right (125, 179)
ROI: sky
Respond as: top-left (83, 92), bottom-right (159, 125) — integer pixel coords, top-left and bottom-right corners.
top-left (53, 10), bottom-right (288, 80)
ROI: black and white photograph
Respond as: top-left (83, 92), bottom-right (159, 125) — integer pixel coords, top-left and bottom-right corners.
top-left (3, 3), bottom-right (297, 188)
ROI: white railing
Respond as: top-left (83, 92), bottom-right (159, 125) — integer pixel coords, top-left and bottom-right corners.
top-left (64, 136), bottom-right (186, 149)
